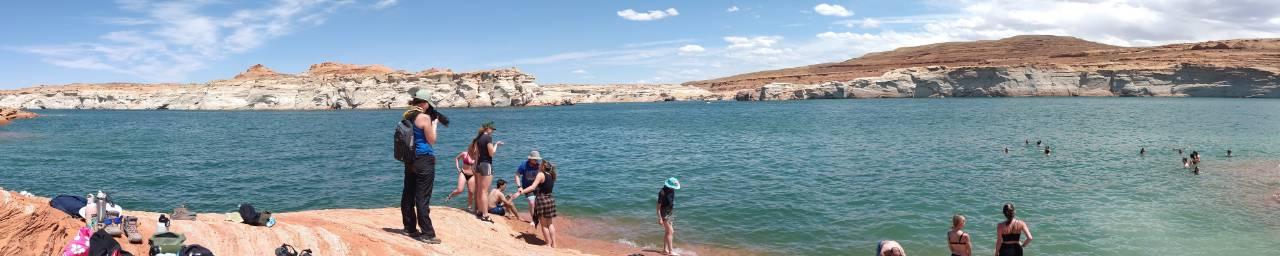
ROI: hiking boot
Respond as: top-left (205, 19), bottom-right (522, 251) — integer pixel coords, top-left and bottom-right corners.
top-left (123, 216), bottom-right (142, 243)
top-left (172, 204), bottom-right (197, 220)
top-left (414, 236), bottom-right (441, 244)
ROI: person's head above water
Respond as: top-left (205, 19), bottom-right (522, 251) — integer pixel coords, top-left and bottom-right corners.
top-left (1003, 203), bottom-right (1016, 223)
top-left (952, 214), bottom-right (966, 229)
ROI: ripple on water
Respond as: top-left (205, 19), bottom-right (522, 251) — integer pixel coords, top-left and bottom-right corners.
top-left (2, 99), bottom-right (1280, 255)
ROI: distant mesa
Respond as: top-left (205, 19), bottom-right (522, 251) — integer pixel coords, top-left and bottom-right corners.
top-left (685, 35), bottom-right (1280, 93)
top-left (232, 64), bottom-right (283, 80)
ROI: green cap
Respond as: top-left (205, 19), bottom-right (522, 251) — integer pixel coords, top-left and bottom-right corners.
top-left (481, 121), bottom-right (496, 131)
top-left (409, 87), bottom-right (433, 104)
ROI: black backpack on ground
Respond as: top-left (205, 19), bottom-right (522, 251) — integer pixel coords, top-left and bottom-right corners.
top-left (89, 229), bottom-right (133, 256)
top-left (394, 110), bottom-right (420, 163)
top-left (180, 244), bottom-right (214, 256)
top-left (238, 203), bottom-right (271, 226)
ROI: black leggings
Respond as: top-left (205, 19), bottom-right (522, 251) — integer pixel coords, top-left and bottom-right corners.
top-left (401, 155), bottom-right (436, 237)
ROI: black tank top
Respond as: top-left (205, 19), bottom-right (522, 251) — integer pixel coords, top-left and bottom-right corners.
top-left (537, 172), bottom-right (555, 194)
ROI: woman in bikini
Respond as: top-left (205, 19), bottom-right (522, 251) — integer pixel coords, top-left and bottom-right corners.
top-left (948, 214), bottom-right (971, 256)
top-left (995, 203), bottom-right (1033, 256)
top-left (445, 135), bottom-right (480, 210)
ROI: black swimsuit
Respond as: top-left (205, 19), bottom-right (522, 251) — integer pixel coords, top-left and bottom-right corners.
top-left (1000, 233), bottom-right (1023, 256)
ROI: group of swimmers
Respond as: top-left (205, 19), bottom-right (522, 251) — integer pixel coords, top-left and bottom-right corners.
top-left (877, 203), bottom-right (1033, 256)
top-left (1019, 139), bottom-right (1051, 155)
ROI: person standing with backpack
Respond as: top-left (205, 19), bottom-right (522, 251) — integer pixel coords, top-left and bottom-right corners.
top-left (400, 87), bottom-right (448, 244)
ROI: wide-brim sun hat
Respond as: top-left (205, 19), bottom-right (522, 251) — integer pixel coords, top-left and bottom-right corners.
top-left (408, 87), bottom-right (434, 105)
top-left (528, 150), bottom-right (542, 160)
top-left (665, 177), bottom-right (681, 190)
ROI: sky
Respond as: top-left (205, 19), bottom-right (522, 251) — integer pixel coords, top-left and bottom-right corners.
top-left (3, 0), bottom-right (1280, 89)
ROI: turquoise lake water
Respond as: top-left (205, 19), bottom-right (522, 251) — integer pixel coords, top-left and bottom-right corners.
top-left (2, 98), bottom-right (1280, 255)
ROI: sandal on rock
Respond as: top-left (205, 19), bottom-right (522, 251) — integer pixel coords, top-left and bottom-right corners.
top-left (103, 212), bottom-right (123, 236)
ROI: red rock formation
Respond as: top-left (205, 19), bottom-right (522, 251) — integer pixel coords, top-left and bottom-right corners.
top-left (0, 107), bottom-right (37, 125)
top-left (232, 64), bottom-right (282, 80)
top-left (0, 188), bottom-right (604, 256)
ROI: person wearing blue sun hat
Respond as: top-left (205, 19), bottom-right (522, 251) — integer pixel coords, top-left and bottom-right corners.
top-left (656, 177), bottom-right (681, 255)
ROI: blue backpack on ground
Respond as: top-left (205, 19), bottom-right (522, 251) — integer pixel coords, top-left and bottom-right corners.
top-left (393, 110), bottom-right (419, 163)
top-left (50, 195), bottom-right (88, 218)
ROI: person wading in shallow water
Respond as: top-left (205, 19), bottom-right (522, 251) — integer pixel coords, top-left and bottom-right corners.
top-left (877, 240), bottom-right (907, 256)
top-left (401, 87), bottom-right (448, 244)
top-left (948, 214), bottom-right (972, 256)
top-left (995, 203), bottom-right (1033, 256)
top-left (657, 177), bottom-right (681, 256)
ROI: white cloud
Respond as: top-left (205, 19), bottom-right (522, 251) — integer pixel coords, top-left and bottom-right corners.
top-left (21, 0), bottom-right (371, 82)
top-left (724, 36), bottom-right (782, 49)
top-left (571, 69), bottom-right (587, 74)
top-left (512, 0), bottom-right (1280, 85)
top-left (623, 39), bottom-right (695, 48)
top-left (814, 4), bottom-right (852, 17)
top-left (859, 18), bottom-right (881, 28)
top-left (617, 8), bottom-right (679, 21)
top-left (678, 44), bottom-right (706, 55)
top-left (372, 0), bottom-right (398, 10)
top-left (726, 6), bottom-right (740, 12)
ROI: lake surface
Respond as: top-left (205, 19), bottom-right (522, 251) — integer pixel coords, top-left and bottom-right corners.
top-left (3, 98), bottom-right (1280, 255)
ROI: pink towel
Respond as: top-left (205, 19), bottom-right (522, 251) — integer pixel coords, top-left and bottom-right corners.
top-left (61, 227), bottom-right (90, 256)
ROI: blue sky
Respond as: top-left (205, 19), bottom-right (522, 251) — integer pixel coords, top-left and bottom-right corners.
top-left (3, 0), bottom-right (1280, 89)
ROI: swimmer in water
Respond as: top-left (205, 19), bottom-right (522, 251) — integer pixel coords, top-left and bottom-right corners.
top-left (1190, 151), bottom-right (1201, 166)
top-left (1176, 148), bottom-right (1183, 155)
top-left (1036, 140), bottom-right (1042, 147)
top-left (1043, 146), bottom-right (1051, 156)
top-left (1004, 147), bottom-right (1009, 154)
top-left (1193, 166), bottom-right (1200, 175)
top-left (1182, 157), bottom-right (1189, 168)
top-left (1227, 149), bottom-right (1233, 157)
top-left (1025, 139), bottom-right (1029, 146)
top-left (1140, 147), bottom-right (1146, 156)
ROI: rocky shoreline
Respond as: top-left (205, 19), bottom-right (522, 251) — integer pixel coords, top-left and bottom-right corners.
top-left (0, 62), bottom-right (722, 110)
top-left (0, 187), bottom-right (750, 256)
top-left (734, 64), bottom-right (1280, 101)
top-left (689, 35), bottom-right (1280, 101)
top-left (0, 107), bottom-right (37, 125)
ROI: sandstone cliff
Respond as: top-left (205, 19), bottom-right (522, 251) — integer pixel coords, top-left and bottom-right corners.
top-left (736, 65), bottom-right (1280, 100)
top-left (688, 35), bottom-right (1280, 100)
top-left (0, 63), bottom-right (720, 110)
top-left (537, 84), bottom-right (721, 105)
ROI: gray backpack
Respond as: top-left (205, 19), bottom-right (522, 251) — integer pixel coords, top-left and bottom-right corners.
top-left (393, 111), bottom-right (419, 163)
